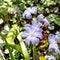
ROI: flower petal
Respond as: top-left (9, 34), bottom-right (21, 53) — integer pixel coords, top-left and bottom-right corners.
top-left (31, 7), bottom-right (37, 15)
top-left (48, 34), bottom-right (57, 44)
top-left (31, 37), bottom-right (39, 44)
top-left (23, 10), bottom-right (32, 19)
top-left (24, 36), bottom-right (31, 45)
top-left (44, 19), bottom-right (50, 26)
top-left (37, 14), bottom-right (45, 22)
top-left (24, 24), bottom-right (33, 32)
top-left (34, 32), bottom-right (43, 39)
top-left (23, 10), bottom-right (28, 18)
top-left (32, 20), bottom-right (42, 27)
top-left (54, 48), bottom-right (59, 55)
top-left (25, 13), bottom-right (32, 19)
top-left (21, 32), bottom-right (29, 38)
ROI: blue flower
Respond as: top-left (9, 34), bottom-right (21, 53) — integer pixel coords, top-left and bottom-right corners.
top-left (48, 34), bottom-right (59, 55)
top-left (37, 14), bottom-right (45, 22)
top-left (46, 55), bottom-right (56, 60)
top-left (48, 34), bottom-right (57, 44)
top-left (23, 7), bottom-right (37, 19)
top-left (21, 21), bottom-right (43, 45)
top-left (43, 19), bottom-right (50, 26)
top-left (23, 10), bottom-right (32, 19)
top-left (48, 44), bottom-right (59, 55)
top-left (37, 14), bottom-right (50, 26)
top-left (31, 7), bottom-right (37, 15)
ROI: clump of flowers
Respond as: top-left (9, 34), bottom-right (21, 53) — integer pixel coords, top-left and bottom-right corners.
top-left (21, 6), bottom-right (60, 60)
top-left (48, 34), bottom-right (60, 55)
top-left (21, 7), bottom-right (50, 45)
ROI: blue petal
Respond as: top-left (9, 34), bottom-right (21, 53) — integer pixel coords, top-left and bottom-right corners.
top-left (34, 32), bottom-right (43, 39)
top-left (23, 10), bottom-right (28, 18)
top-left (48, 34), bottom-right (55, 39)
top-left (48, 34), bottom-right (57, 43)
top-left (48, 43), bottom-right (59, 54)
top-left (36, 28), bottom-right (43, 32)
top-left (54, 49), bottom-right (59, 55)
top-left (24, 36), bottom-right (31, 45)
top-left (32, 20), bottom-right (42, 27)
top-left (26, 13), bottom-right (32, 19)
top-left (24, 36), bottom-right (39, 45)
top-left (37, 14), bottom-right (45, 22)
top-left (31, 37), bottom-right (39, 45)
top-left (48, 39), bottom-right (57, 44)
top-left (48, 44), bottom-right (54, 51)
top-left (31, 7), bottom-right (37, 15)
top-left (24, 24), bottom-right (33, 32)
top-left (23, 10), bottom-right (32, 19)
top-left (21, 31), bottom-right (29, 38)
top-left (44, 19), bottom-right (50, 26)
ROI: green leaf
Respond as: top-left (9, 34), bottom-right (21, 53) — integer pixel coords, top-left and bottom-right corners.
top-left (54, 19), bottom-right (60, 26)
top-left (8, 44), bottom-right (22, 52)
top-left (17, 33), bottom-right (30, 60)
top-left (39, 42), bottom-right (48, 49)
top-left (47, 14), bottom-right (60, 26)
top-left (46, 14), bottom-right (57, 23)
top-left (0, 0), bottom-right (4, 5)
top-left (43, 0), bottom-right (56, 6)
top-left (6, 24), bottom-right (19, 44)
top-left (19, 3), bottom-right (25, 13)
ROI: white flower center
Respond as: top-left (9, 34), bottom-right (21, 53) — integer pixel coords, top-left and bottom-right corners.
top-left (29, 32), bottom-right (33, 36)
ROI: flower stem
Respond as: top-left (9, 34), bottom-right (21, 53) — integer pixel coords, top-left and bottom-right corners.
top-left (33, 45), bottom-right (35, 60)
top-left (33, 45), bottom-right (39, 60)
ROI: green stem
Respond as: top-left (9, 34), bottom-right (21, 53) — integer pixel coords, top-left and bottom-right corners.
top-left (33, 45), bottom-right (35, 60)
top-left (5, 40), bottom-right (14, 60)
top-left (33, 45), bottom-right (39, 60)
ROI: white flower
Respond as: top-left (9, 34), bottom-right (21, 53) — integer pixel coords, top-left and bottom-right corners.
top-left (46, 55), bottom-right (56, 60)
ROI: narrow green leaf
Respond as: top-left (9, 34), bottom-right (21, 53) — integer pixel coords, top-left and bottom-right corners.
top-left (17, 33), bottom-right (30, 60)
top-left (40, 42), bottom-right (48, 49)
top-left (8, 44), bottom-right (22, 52)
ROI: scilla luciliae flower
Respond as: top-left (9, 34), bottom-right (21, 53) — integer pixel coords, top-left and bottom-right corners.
top-left (21, 20), bottom-right (43, 45)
